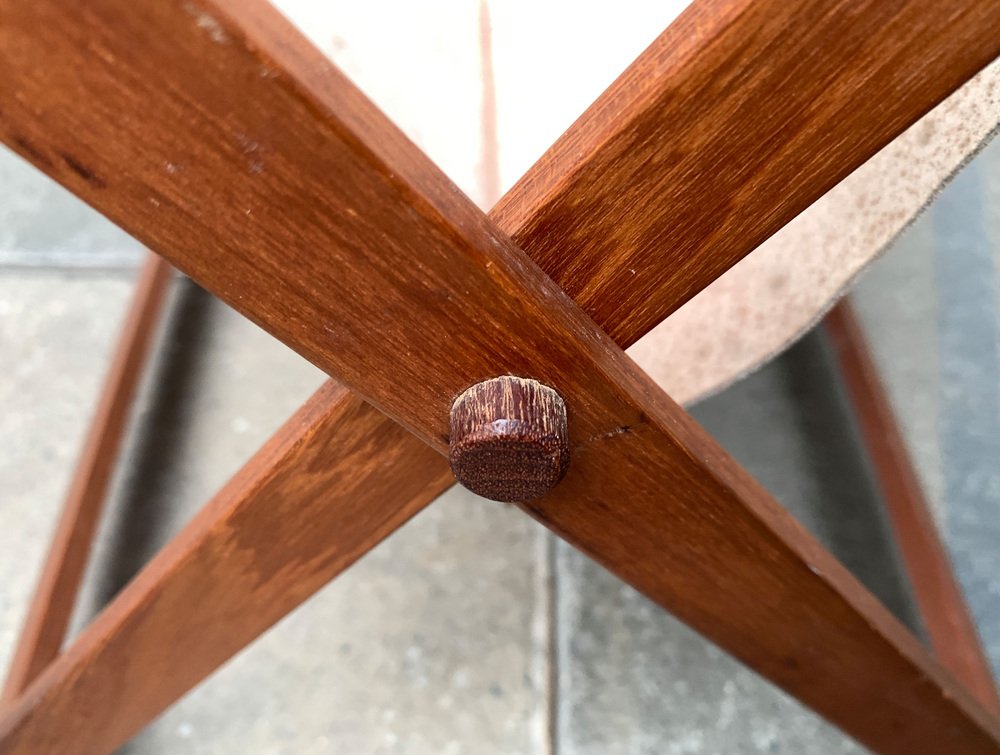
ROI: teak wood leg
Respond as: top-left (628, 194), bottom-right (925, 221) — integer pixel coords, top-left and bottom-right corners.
top-left (825, 300), bottom-right (1000, 712)
top-left (0, 383), bottom-right (452, 753)
top-left (1, 0), bottom-right (1000, 753)
top-left (1, 253), bottom-right (172, 703)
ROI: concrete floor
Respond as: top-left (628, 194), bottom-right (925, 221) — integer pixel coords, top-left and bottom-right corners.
top-left (2, 66), bottom-right (1000, 755)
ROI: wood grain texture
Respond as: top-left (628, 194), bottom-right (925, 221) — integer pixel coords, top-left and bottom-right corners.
top-left (0, 383), bottom-right (452, 754)
top-left (1, 252), bottom-right (172, 703)
top-left (490, 0), bottom-right (1000, 348)
top-left (2, 1), bottom-right (1000, 752)
top-left (825, 299), bottom-right (1000, 713)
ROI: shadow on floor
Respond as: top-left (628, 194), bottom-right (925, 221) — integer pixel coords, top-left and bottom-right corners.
top-left (691, 329), bottom-right (922, 634)
top-left (89, 278), bottom-right (217, 608)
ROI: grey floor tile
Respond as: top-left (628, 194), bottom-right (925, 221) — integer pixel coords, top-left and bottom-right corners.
top-left (0, 148), bottom-right (142, 269)
top-left (554, 538), bottom-right (863, 755)
top-left (852, 214), bottom-right (944, 526)
top-left (0, 270), bottom-right (132, 676)
top-left (929, 153), bottom-right (1000, 680)
top-left (692, 336), bottom-right (918, 628)
top-left (71, 279), bottom-right (327, 627)
top-left (125, 490), bottom-right (547, 755)
top-left (0, 270), bottom-right (547, 753)
top-left (552, 332), bottom-right (924, 755)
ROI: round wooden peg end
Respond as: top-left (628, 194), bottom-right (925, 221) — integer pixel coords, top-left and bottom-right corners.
top-left (448, 376), bottom-right (569, 503)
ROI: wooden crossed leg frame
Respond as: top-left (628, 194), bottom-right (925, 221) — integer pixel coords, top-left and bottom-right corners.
top-left (1, 0), bottom-right (999, 752)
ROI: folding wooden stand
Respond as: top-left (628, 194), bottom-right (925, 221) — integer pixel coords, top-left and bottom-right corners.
top-left (1, 1), bottom-right (999, 752)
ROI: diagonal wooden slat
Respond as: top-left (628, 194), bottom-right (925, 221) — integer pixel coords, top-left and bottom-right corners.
top-left (0, 252), bottom-right (172, 703)
top-left (0, 383), bottom-right (453, 754)
top-left (825, 300), bottom-right (1000, 713)
top-left (1, 0), bottom-right (999, 753)
top-left (491, 0), bottom-right (1000, 347)
top-left (3, 0), bottom-right (996, 461)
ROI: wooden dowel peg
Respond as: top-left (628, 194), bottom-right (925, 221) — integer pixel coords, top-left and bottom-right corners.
top-left (448, 376), bottom-right (569, 503)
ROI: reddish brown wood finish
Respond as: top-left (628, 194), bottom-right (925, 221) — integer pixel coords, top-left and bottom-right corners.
top-left (0, 383), bottom-right (452, 754)
top-left (491, 0), bottom-right (1000, 347)
top-left (825, 299), bottom-right (1000, 713)
top-left (449, 376), bottom-right (569, 503)
top-left (1, 0), bottom-right (1000, 753)
top-left (1, 253), bottom-right (172, 703)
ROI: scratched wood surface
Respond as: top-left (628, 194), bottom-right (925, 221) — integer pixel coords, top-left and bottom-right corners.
top-left (0, 253), bottom-right (172, 702)
top-left (2, 0), bottom-right (1000, 753)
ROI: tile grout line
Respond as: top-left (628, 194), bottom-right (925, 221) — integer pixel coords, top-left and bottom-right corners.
top-left (530, 527), bottom-right (559, 755)
top-left (0, 250), bottom-right (142, 270)
top-left (530, 524), bottom-right (557, 755)
top-left (477, 4), bottom-right (559, 750)
top-left (0, 263), bottom-right (141, 276)
top-left (546, 531), bottom-right (559, 755)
